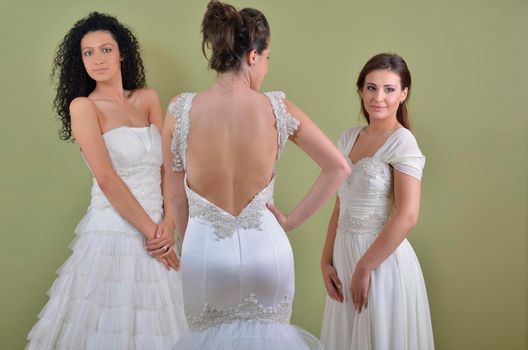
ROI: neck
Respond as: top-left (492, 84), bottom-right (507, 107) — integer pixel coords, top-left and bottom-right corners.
top-left (92, 75), bottom-right (127, 102)
top-left (214, 69), bottom-right (252, 93)
top-left (367, 117), bottom-right (400, 134)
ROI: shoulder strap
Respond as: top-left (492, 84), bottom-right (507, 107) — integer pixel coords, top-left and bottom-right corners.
top-left (168, 93), bottom-right (196, 172)
top-left (265, 91), bottom-right (300, 158)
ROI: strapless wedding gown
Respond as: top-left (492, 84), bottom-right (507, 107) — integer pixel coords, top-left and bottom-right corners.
top-left (169, 92), bottom-right (323, 349)
top-left (26, 125), bottom-right (187, 350)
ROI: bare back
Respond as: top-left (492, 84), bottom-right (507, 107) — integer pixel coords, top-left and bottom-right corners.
top-left (169, 90), bottom-right (298, 216)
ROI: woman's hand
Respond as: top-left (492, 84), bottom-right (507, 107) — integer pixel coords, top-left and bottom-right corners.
top-left (158, 250), bottom-right (180, 271)
top-left (321, 262), bottom-right (343, 303)
top-left (266, 203), bottom-right (296, 231)
top-left (146, 219), bottom-right (175, 258)
top-left (350, 265), bottom-right (371, 313)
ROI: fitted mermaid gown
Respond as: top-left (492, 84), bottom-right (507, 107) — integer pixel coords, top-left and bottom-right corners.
top-left (169, 91), bottom-right (323, 349)
top-left (320, 126), bottom-right (434, 350)
top-left (26, 125), bottom-right (187, 349)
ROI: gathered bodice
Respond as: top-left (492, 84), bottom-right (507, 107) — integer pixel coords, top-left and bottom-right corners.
top-left (88, 125), bottom-right (163, 213)
top-left (337, 127), bottom-right (425, 236)
top-left (169, 91), bottom-right (299, 240)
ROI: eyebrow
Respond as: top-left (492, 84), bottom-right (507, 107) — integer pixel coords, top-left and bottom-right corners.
top-left (365, 82), bottom-right (397, 87)
top-left (81, 43), bottom-right (114, 50)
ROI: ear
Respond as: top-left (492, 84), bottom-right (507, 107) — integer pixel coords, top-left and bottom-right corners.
top-left (246, 49), bottom-right (257, 66)
top-left (400, 87), bottom-right (408, 103)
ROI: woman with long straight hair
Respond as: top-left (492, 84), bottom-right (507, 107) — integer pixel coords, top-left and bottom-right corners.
top-left (320, 53), bottom-right (434, 349)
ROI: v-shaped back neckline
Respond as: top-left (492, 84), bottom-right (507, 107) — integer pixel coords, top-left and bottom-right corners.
top-left (184, 174), bottom-right (275, 218)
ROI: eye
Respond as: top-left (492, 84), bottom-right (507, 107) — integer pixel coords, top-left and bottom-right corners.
top-left (367, 86), bottom-right (376, 91)
top-left (83, 50), bottom-right (92, 57)
top-left (103, 47), bottom-right (112, 53)
top-left (385, 87), bottom-right (395, 93)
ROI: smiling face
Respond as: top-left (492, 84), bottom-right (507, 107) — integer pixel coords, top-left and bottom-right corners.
top-left (80, 30), bottom-right (122, 83)
top-left (359, 69), bottom-right (408, 123)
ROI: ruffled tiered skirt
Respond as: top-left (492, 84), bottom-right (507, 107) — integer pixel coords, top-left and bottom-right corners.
top-left (26, 207), bottom-right (187, 350)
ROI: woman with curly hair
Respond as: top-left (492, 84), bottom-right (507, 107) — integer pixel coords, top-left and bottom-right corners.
top-left (26, 12), bottom-right (186, 349)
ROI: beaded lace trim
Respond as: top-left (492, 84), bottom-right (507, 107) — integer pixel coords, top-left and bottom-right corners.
top-left (185, 293), bottom-right (292, 332)
top-left (265, 91), bottom-right (300, 154)
top-left (186, 179), bottom-right (275, 240)
top-left (337, 210), bottom-right (388, 235)
top-left (169, 93), bottom-right (196, 172)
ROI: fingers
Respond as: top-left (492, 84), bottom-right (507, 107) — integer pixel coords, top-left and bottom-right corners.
top-left (350, 291), bottom-right (368, 313)
top-left (328, 274), bottom-right (343, 302)
top-left (155, 223), bottom-right (163, 238)
top-left (325, 282), bottom-right (342, 302)
top-left (146, 238), bottom-right (170, 251)
top-left (266, 202), bottom-right (279, 217)
top-left (167, 252), bottom-right (180, 271)
top-left (148, 244), bottom-right (172, 258)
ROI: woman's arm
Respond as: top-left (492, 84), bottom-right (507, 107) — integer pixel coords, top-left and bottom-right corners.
top-left (267, 98), bottom-right (351, 231)
top-left (70, 97), bottom-right (157, 240)
top-left (321, 196), bottom-right (344, 302)
top-left (350, 170), bottom-right (422, 312)
top-left (160, 96), bottom-right (189, 242)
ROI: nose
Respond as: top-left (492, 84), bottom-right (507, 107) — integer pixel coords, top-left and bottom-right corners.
top-left (374, 89), bottom-right (384, 101)
top-left (93, 52), bottom-right (104, 65)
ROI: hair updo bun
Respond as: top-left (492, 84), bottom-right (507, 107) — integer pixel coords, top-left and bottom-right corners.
top-left (201, 0), bottom-right (270, 73)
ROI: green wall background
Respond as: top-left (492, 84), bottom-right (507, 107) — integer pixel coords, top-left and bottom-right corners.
top-left (1, 0), bottom-right (526, 349)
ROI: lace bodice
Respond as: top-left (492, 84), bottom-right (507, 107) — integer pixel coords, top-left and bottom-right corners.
top-left (337, 127), bottom-right (425, 236)
top-left (168, 91), bottom-right (299, 239)
top-left (88, 125), bottom-right (163, 213)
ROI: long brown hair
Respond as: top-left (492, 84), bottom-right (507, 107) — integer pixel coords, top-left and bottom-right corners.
top-left (356, 53), bottom-right (412, 129)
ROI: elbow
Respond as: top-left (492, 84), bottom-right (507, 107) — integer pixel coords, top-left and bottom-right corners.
top-left (333, 158), bottom-right (351, 181)
top-left (403, 213), bottom-right (419, 229)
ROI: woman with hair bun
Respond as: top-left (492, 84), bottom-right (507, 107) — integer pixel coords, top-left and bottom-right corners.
top-left (320, 53), bottom-right (434, 349)
top-left (162, 1), bottom-right (350, 348)
top-left (26, 12), bottom-right (187, 349)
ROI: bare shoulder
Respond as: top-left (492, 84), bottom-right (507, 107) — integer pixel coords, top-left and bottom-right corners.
top-left (69, 97), bottom-right (98, 124)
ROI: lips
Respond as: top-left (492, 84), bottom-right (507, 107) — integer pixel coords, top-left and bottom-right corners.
top-left (92, 68), bottom-right (108, 73)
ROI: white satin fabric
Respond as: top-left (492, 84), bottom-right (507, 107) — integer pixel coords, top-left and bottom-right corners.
top-left (170, 92), bottom-right (323, 349)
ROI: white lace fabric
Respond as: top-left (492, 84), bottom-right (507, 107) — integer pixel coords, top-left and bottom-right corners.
top-left (185, 294), bottom-right (292, 332)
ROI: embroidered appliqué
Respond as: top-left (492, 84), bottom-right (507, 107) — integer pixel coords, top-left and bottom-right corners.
top-left (337, 210), bottom-right (388, 235)
top-left (347, 157), bottom-right (392, 185)
top-left (265, 91), bottom-right (300, 154)
top-left (185, 293), bottom-right (292, 332)
top-left (169, 93), bottom-right (196, 172)
top-left (186, 179), bottom-right (275, 240)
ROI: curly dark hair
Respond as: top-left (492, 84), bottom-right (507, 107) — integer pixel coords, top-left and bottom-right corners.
top-left (52, 12), bottom-right (146, 141)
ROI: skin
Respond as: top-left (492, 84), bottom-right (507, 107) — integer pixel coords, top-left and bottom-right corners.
top-left (321, 69), bottom-right (421, 313)
top-left (70, 30), bottom-right (179, 270)
top-left (160, 44), bottom-right (351, 242)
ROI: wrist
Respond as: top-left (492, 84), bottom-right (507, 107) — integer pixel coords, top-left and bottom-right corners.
top-left (321, 258), bottom-right (333, 268)
top-left (144, 222), bottom-right (157, 240)
top-left (356, 259), bottom-right (373, 274)
top-left (287, 212), bottom-right (300, 231)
